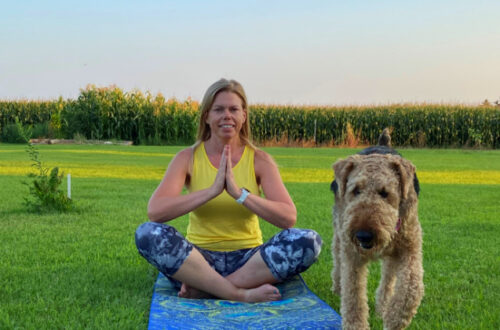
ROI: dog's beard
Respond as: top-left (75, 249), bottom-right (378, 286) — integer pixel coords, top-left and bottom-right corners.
top-left (347, 220), bottom-right (396, 257)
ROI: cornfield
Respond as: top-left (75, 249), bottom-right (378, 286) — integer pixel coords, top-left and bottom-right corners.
top-left (251, 104), bottom-right (499, 147)
top-left (0, 86), bottom-right (498, 148)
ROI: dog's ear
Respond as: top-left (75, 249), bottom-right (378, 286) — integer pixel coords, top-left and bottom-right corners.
top-left (333, 156), bottom-right (358, 197)
top-left (330, 180), bottom-right (338, 195)
top-left (390, 157), bottom-right (416, 200)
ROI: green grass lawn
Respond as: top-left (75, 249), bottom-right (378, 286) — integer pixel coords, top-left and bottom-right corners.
top-left (1, 144), bottom-right (499, 329)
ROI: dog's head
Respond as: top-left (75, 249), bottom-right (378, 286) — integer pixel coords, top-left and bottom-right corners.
top-left (332, 154), bottom-right (418, 255)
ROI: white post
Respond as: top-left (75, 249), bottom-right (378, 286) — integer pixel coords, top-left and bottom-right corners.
top-left (67, 173), bottom-right (71, 199)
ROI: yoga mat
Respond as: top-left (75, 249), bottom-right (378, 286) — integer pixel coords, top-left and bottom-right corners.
top-left (148, 273), bottom-right (342, 329)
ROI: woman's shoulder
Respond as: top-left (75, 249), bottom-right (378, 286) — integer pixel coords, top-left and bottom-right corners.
top-left (175, 147), bottom-right (195, 160)
top-left (170, 147), bottom-right (195, 169)
top-left (168, 147), bottom-right (196, 178)
top-left (254, 148), bottom-right (277, 168)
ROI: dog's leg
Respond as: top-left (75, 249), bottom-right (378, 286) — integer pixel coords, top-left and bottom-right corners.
top-left (340, 249), bottom-right (370, 330)
top-left (382, 247), bottom-right (424, 330)
top-left (375, 257), bottom-right (397, 317)
top-left (331, 229), bottom-right (342, 295)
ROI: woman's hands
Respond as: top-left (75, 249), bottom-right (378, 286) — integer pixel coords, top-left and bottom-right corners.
top-left (224, 145), bottom-right (243, 199)
top-left (211, 145), bottom-right (242, 200)
top-left (210, 144), bottom-right (228, 198)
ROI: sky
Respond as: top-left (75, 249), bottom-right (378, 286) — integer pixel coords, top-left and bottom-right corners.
top-left (1, 0), bottom-right (499, 105)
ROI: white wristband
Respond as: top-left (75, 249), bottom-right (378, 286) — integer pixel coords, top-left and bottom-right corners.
top-left (236, 188), bottom-right (250, 204)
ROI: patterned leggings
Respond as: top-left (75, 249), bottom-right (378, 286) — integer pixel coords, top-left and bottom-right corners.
top-left (135, 222), bottom-right (322, 287)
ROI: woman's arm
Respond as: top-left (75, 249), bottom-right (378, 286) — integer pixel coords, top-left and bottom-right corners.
top-left (225, 147), bottom-right (297, 229)
top-left (147, 147), bottom-right (226, 222)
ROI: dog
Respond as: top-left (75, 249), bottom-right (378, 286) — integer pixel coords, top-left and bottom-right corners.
top-left (331, 128), bottom-right (424, 330)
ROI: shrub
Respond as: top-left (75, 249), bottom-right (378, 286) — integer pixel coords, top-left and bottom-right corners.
top-left (1, 123), bottom-right (25, 143)
top-left (1, 118), bottom-right (31, 143)
top-left (31, 122), bottom-right (50, 139)
top-left (22, 134), bottom-right (73, 213)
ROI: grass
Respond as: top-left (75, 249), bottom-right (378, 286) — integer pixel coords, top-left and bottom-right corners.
top-left (0, 143), bottom-right (499, 329)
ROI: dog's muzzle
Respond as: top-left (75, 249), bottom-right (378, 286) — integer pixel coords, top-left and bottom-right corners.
top-left (355, 230), bottom-right (375, 249)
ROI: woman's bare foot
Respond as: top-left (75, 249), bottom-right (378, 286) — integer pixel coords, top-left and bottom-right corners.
top-left (242, 284), bottom-right (281, 303)
top-left (178, 283), bottom-right (213, 299)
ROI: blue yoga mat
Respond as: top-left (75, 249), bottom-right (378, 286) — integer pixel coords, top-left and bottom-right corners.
top-left (148, 273), bottom-right (342, 329)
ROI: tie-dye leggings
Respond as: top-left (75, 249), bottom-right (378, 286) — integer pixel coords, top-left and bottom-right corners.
top-left (135, 222), bottom-right (322, 287)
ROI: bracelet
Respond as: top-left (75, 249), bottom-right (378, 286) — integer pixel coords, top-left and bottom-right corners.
top-left (236, 188), bottom-right (250, 204)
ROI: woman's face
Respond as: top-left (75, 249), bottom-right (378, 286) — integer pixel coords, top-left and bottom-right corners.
top-left (206, 91), bottom-right (247, 141)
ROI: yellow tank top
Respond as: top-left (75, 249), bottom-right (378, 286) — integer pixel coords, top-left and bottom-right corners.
top-left (186, 142), bottom-right (262, 251)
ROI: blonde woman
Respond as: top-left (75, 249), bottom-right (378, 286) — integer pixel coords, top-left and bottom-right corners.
top-left (135, 79), bottom-right (322, 302)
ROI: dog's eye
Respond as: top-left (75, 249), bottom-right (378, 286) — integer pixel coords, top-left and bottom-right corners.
top-left (379, 189), bottom-right (388, 198)
top-left (352, 187), bottom-right (361, 196)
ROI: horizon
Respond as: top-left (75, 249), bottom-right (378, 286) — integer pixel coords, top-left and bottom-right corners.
top-left (1, 84), bottom-right (498, 108)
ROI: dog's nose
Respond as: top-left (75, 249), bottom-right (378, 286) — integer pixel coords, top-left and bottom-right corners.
top-left (355, 231), bottom-right (374, 249)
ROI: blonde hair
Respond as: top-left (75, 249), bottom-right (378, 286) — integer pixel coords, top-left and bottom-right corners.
top-left (195, 78), bottom-right (255, 149)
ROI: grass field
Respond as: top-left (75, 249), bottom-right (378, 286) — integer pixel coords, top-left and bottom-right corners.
top-left (0, 143), bottom-right (499, 329)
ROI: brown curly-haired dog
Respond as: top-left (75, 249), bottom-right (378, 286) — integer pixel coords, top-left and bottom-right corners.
top-left (331, 130), bottom-right (424, 330)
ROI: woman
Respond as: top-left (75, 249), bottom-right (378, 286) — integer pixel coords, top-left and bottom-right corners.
top-left (135, 79), bottom-right (322, 303)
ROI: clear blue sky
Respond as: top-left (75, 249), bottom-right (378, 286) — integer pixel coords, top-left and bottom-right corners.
top-left (1, 0), bottom-right (499, 105)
